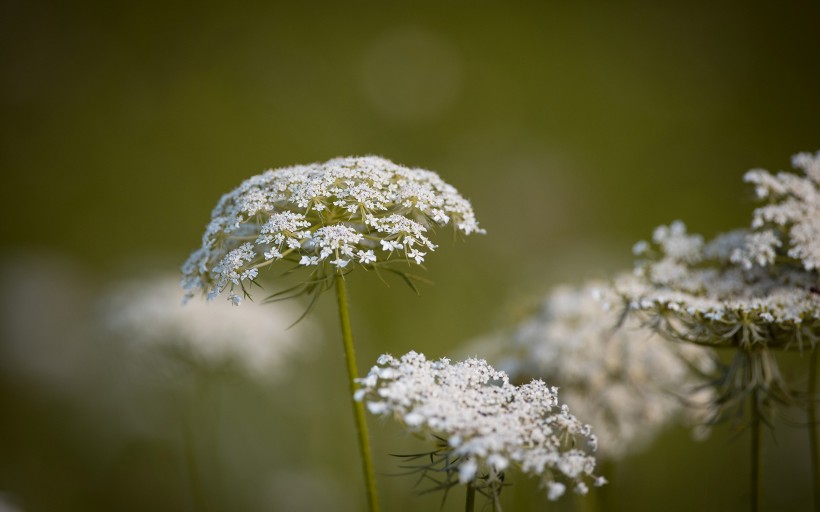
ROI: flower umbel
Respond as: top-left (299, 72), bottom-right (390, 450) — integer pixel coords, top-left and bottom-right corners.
top-left (355, 351), bottom-right (603, 505)
top-left (181, 156), bottom-right (484, 305)
top-left (617, 152), bottom-right (820, 424)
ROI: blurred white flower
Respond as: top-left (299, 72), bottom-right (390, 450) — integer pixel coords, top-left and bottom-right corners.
top-left (463, 281), bottom-right (716, 460)
top-left (181, 155), bottom-right (483, 304)
top-left (355, 351), bottom-right (602, 502)
top-left (103, 275), bottom-right (319, 378)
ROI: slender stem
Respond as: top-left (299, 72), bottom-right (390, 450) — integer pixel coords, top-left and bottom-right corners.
top-left (334, 274), bottom-right (380, 512)
top-left (809, 346), bottom-right (820, 512)
top-left (750, 388), bottom-right (762, 512)
top-left (465, 482), bottom-right (475, 512)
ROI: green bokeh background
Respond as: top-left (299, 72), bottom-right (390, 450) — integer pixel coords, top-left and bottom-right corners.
top-left (1, 1), bottom-right (819, 511)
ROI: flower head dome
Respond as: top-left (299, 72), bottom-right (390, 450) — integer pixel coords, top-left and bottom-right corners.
top-left (181, 156), bottom-right (483, 305)
top-left (355, 351), bottom-right (604, 502)
top-left (617, 152), bottom-right (820, 421)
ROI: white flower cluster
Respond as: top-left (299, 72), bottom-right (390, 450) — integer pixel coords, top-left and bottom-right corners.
top-left (181, 156), bottom-right (483, 304)
top-left (103, 276), bottom-right (318, 377)
top-left (617, 152), bottom-right (820, 424)
top-left (744, 151), bottom-right (820, 271)
top-left (471, 281), bottom-right (716, 460)
top-left (354, 351), bottom-right (604, 501)
top-left (622, 219), bottom-right (820, 350)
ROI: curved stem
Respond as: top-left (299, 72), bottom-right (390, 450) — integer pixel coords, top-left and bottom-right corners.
top-left (809, 346), bottom-right (820, 512)
top-left (334, 274), bottom-right (380, 512)
top-left (750, 388), bottom-right (762, 512)
top-left (465, 482), bottom-right (475, 512)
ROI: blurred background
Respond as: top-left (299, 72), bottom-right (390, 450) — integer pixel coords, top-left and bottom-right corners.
top-left (1, 1), bottom-right (819, 510)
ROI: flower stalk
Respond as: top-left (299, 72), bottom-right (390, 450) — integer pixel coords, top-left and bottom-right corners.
top-left (335, 274), bottom-right (379, 512)
top-left (465, 482), bottom-right (476, 512)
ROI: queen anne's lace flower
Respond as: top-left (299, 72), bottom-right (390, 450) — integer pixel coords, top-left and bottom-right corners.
top-left (355, 351), bottom-right (603, 502)
top-left (618, 153), bottom-right (820, 421)
top-left (466, 281), bottom-right (716, 460)
top-left (611, 152), bottom-right (820, 508)
top-left (181, 156), bottom-right (484, 304)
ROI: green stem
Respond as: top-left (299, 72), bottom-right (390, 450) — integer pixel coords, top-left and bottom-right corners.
top-left (465, 482), bottom-right (475, 512)
top-left (809, 346), bottom-right (820, 512)
top-left (334, 274), bottom-right (380, 512)
top-left (750, 388), bottom-right (762, 512)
